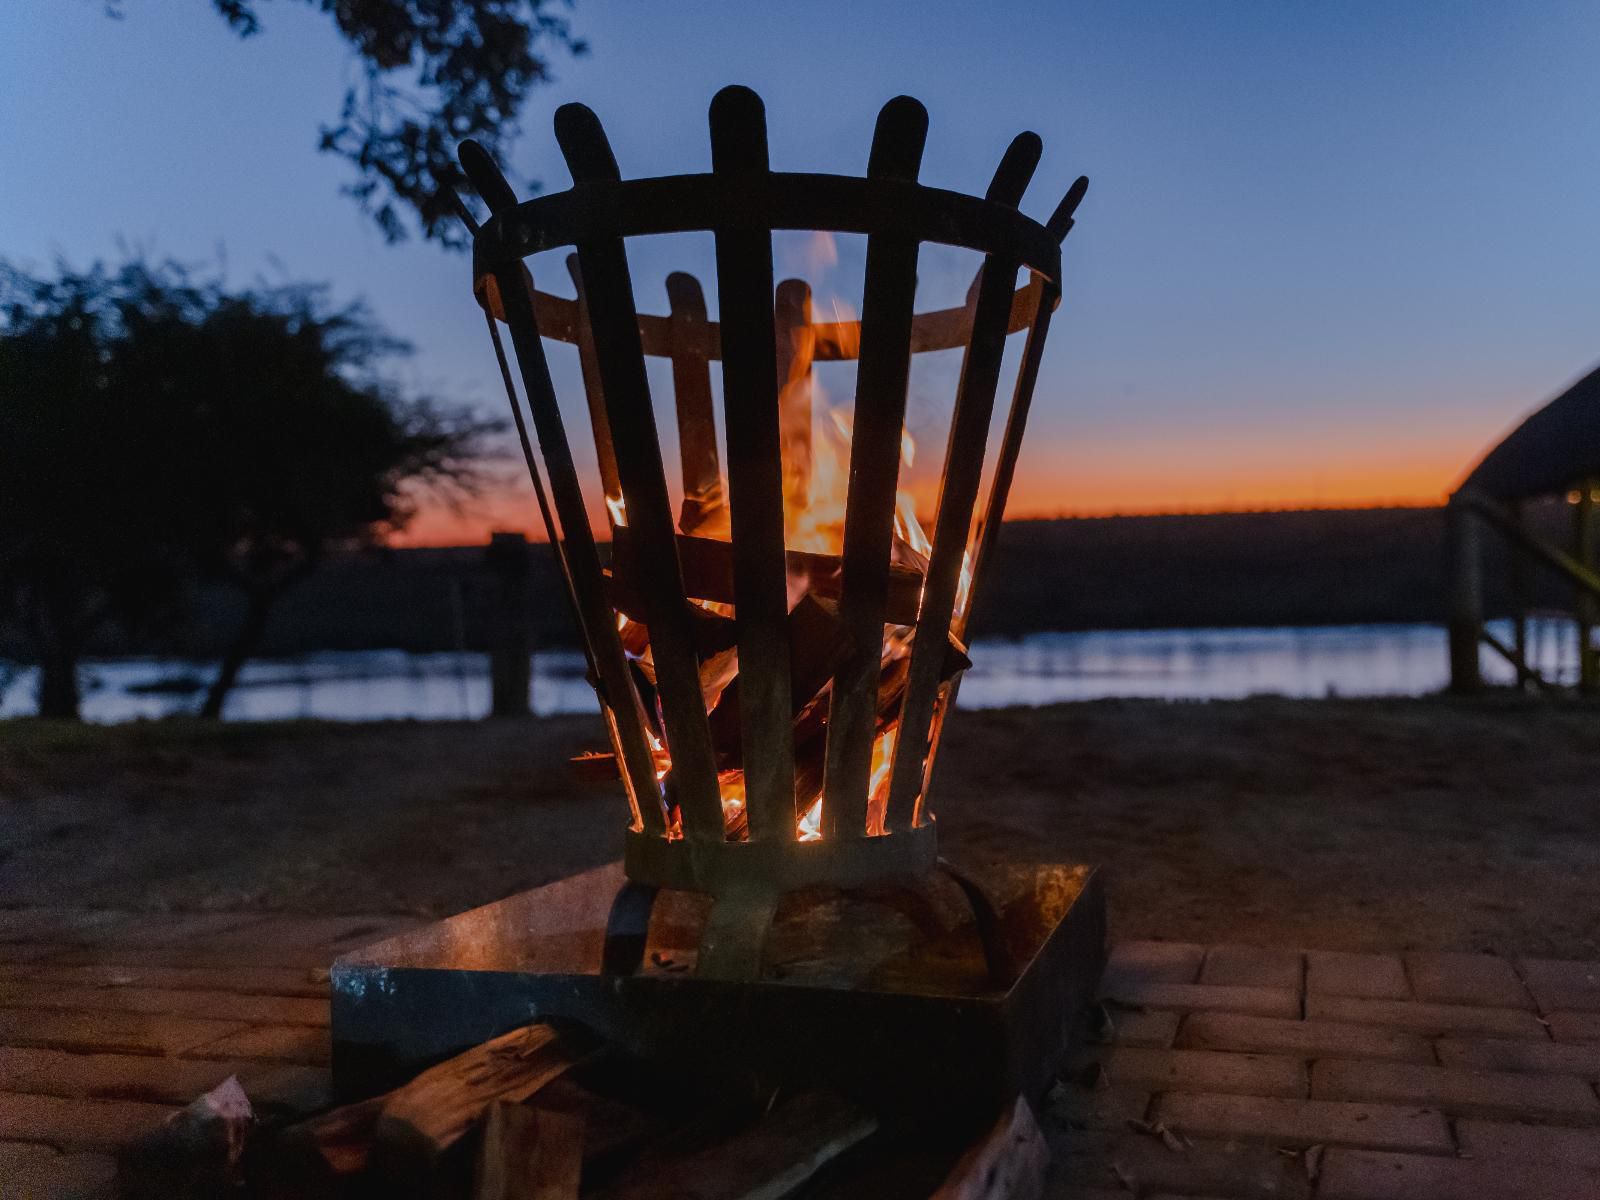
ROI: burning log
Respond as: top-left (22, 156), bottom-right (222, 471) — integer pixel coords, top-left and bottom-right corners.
top-left (607, 528), bottom-right (925, 627)
top-left (776, 277), bottom-right (815, 523)
top-left (666, 271), bottom-right (728, 539)
top-left (704, 594), bottom-right (849, 759)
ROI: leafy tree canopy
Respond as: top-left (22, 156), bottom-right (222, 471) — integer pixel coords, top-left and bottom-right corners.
top-left (0, 258), bottom-right (501, 717)
top-left (109, 1), bottom-right (586, 247)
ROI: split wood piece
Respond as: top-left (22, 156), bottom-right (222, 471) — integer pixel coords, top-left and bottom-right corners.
top-left (775, 277), bottom-right (815, 517)
top-left (589, 617), bottom-right (968, 807)
top-left (366, 1024), bottom-right (588, 1193)
top-left (534, 1074), bottom-right (676, 1186)
top-left (929, 1095), bottom-right (1049, 1200)
top-left (565, 254), bottom-right (623, 504)
top-left (790, 635), bottom-right (971, 823)
top-left (608, 527), bottom-right (925, 627)
top-left (616, 605), bottom-right (738, 674)
top-left (665, 272), bottom-right (726, 538)
top-left (119, 1074), bottom-right (254, 1200)
top-left (251, 1093), bottom-right (386, 1197)
top-left (474, 1099), bottom-right (585, 1200)
top-left (595, 1091), bottom-right (876, 1200)
top-left (705, 594), bottom-right (850, 762)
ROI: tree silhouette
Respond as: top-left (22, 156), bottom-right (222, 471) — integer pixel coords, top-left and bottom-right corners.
top-left (219, 0), bottom-right (585, 247)
top-left (0, 265), bottom-right (190, 717)
top-left (0, 259), bottom-right (500, 719)
top-left (103, 1), bottom-right (585, 247)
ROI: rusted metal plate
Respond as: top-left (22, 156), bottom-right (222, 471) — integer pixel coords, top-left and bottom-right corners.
top-left (330, 859), bottom-right (1104, 1125)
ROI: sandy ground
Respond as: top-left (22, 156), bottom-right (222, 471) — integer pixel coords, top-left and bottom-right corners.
top-left (2, 696), bottom-right (1598, 957)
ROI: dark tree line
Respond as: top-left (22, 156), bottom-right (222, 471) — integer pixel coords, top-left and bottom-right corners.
top-left (0, 259), bottom-right (499, 719)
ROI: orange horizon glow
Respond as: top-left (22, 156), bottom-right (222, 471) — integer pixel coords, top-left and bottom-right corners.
top-left (390, 462), bottom-right (1461, 547)
top-left (390, 411), bottom-right (1486, 547)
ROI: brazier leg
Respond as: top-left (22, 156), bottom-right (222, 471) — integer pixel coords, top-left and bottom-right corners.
top-left (602, 880), bottom-right (659, 977)
top-left (937, 858), bottom-right (1019, 989)
top-left (697, 887), bottom-right (781, 981)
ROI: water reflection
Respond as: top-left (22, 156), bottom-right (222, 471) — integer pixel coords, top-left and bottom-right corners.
top-left (0, 620), bottom-right (1568, 724)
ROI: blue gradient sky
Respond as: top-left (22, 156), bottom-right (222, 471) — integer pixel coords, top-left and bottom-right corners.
top-left (5, 1), bottom-right (1599, 539)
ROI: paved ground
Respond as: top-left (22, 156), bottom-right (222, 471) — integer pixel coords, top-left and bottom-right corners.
top-left (1053, 941), bottom-right (1600, 1198)
top-left (0, 907), bottom-right (422, 1197)
top-left (3, 913), bottom-right (1599, 1197)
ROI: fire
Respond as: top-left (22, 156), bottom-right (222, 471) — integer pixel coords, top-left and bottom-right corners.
top-left (607, 282), bottom-right (977, 843)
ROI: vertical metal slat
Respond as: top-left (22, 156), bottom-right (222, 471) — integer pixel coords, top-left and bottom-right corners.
top-left (820, 96), bottom-right (929, 840)
top-left (707, 85), bottom-right (796, 843)
top-left (957, 178), bottom-right (1088, 643)
top-left (555, 103), bottom-right (726, 843)
top-left (459, 139), bottom-right (666, 835)
top-left (928, 184), bottom-right (1087, 801)
top-left (884, 133), bottom-right (1042, 833)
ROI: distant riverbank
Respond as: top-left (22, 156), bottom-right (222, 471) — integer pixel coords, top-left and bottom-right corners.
top-left (1, 621), bottom-right (1572, 723)
top-left (0, 504), bottom-right (1568, 663)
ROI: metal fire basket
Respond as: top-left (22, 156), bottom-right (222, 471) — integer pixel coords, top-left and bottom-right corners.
top-left (457, 85), bottom-right (1086, 980)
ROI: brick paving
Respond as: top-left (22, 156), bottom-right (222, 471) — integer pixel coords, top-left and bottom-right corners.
top-left (4, 914), bottom-right (1600, 1197)
top-left (0, 905), bottom-right (420, 1197)
top-left (1055, 940), bottom-right (1600, 1198)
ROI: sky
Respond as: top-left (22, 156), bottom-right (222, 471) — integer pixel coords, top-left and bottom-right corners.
top-left (4, 1), bottom-right (1600, 543)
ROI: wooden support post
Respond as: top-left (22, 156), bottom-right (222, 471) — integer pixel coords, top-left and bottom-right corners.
top-left (1509, 500), bottom-right (1529, 690)
top-left (486, 532), bottom-right (532, 717)
top-left (1576, 480), bottom-right (1598, 694)
top-left (1447, 495), bottom-right (1483, 694)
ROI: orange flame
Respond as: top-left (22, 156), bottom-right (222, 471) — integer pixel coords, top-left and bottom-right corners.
top-left (605, 283), bottom-right (975, 843)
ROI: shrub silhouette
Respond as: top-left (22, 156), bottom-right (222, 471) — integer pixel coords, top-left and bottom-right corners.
top-left (0, 259), bottom-right (499, 718)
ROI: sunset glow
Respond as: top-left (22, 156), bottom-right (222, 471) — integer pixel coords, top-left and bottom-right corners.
top-left (391, 459), bottom-right (1463, 548)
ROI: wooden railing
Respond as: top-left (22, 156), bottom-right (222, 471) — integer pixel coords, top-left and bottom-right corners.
top-left (1448, 485), bottom-right (1600, 693)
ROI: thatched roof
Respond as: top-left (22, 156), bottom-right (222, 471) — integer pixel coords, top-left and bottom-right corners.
top-left (1458, 361), bottom-right (1600, 501)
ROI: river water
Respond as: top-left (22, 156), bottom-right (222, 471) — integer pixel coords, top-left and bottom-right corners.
top-left (0, 620), bottom-right (1565, 723)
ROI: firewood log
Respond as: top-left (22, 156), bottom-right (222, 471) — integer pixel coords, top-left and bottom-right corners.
top-left (706, 594), bottom-right (850, 760)
top-left (928, 1096), bottom-right (1048, 1200)
top-left (473, 1099), bottom-right (584, 1200)
top-left (594, 1091), bottom-right (875, 1200)
top-left (118, 1075), bottom-right (254, 1200)
top-left (247, 1093), bottom-right (384, 1199)
top-left (365, 1024), bottom-right (589, 1197)
top-left (608, 528), bottom-right (924, 627)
